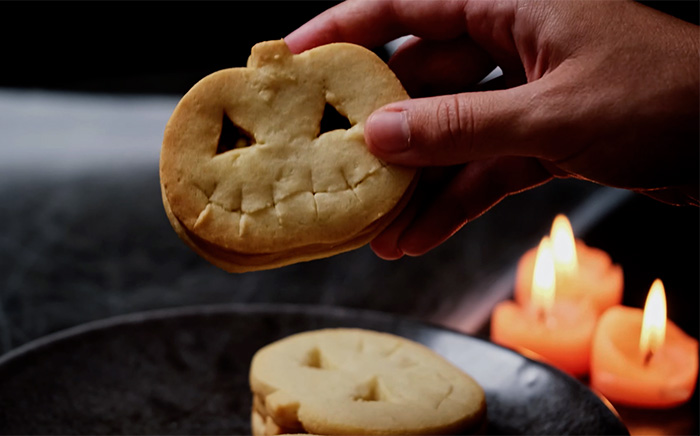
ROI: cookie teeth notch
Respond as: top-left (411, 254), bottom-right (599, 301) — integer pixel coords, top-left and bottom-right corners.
top-left (264, 390), bottom-right (304, 432)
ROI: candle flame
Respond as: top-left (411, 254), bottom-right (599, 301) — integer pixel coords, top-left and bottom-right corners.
top-left (639, 279), bottom-right (667, 361)
top-left (550, 214), bottom-right (578, 277)
top-left (531, 236), bottom-right (556, 315)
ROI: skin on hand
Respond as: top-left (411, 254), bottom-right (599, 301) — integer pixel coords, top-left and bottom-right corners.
top-left (286, 0), bottom-right (700, 260)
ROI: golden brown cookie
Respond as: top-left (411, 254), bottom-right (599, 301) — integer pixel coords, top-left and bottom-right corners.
top-left (249, 328), bottom-right (486, 435)
top-left (160, 40), bottom-right (416, 272)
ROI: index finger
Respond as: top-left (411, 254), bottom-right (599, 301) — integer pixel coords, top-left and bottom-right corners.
top-left (284, 0), bottom-right (470, 54)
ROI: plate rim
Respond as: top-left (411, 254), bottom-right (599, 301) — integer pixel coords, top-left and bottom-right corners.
top-left (0, 303), bottom-right (488, 366)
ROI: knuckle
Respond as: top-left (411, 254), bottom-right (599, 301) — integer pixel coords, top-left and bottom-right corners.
top-left (435, 95), bottom-right (474, 153)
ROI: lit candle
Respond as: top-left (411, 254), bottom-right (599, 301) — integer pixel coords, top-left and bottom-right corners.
top-left (515, 214), bottom-right (624, 315)
top-left (491, 237), bottom-right (598, 377)
top-left (590, 279), bottom-right (699, 408)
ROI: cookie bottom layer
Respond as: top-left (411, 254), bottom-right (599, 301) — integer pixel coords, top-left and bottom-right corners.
top-left (161, 176), bottom-right (417, 273)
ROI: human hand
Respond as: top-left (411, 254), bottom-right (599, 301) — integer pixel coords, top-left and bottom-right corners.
top-left (286, 0), bottom-right (699, 259)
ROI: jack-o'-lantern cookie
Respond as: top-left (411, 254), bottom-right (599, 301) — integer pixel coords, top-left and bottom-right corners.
top-left (160, 40), bottom-right (416, 272)
top-left (249, 329), bottom-right (486, 435)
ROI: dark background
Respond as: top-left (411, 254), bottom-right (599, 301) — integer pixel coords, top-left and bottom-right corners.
top-left (1, 1), bottom-right (697, 96)
top-left (2, 2), bottom-right (342, 95)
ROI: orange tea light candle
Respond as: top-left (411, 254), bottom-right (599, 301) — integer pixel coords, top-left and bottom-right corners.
top-left (591, 279), bottom-right (698, 408)
top-left (492, 237), bottom-right (598, 377)
top-left (515, 214), bottom-right (624, 315)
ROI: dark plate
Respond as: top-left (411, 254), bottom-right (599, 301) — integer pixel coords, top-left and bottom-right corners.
top-left (0, 304), bottom-right (627, 435)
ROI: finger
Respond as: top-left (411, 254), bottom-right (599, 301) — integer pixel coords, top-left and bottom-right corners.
top-left (388, 35), bottom-right (496, 97)
top-left (364, 82), bottom-right (552, 167)
top-left (398, 157), bottom-right (553, 256)
top-left (370, 167), bottom-right (457, 259)
top-left (370, 197), bottom-right (417, 260)
top-left (285, 0), bottom-right (470, 53)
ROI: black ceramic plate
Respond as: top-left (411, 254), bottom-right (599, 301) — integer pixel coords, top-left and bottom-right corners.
top-left (0, 304), bottom-right (627, 435)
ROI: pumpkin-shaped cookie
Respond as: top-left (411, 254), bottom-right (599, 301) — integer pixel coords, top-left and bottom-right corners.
top-left (160, 40), bottom-right (416, 272)
top-left (250, 329), bottom-right (486, 435)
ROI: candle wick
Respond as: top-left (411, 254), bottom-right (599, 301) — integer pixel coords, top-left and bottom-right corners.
top-left (643, 349), bottom-right (654, 366)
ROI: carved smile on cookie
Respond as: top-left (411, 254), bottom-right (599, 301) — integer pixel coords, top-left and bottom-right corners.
top-left (160, 40), bottom-right (416, 272)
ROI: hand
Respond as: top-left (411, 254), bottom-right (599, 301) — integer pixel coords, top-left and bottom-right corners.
top-left (286, 0), bottom-right (699, 259)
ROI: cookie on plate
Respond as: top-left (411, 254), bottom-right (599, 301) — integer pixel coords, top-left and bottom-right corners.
top-left (160, 40), bottom-right (416, 273)
top-left (249, 328), bottom-right (486, 435)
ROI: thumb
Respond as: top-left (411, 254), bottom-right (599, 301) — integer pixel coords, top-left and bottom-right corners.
top-left (365, 86), bottom-right (547, 166)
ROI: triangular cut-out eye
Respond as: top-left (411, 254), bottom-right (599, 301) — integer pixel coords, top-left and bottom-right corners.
top-left (217, 113), bottom-right (254, 154)
top-left (319, 103), bottom-right (352, 136)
